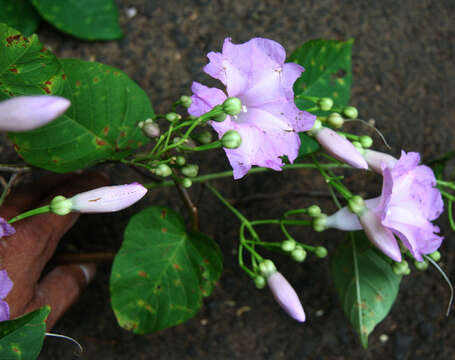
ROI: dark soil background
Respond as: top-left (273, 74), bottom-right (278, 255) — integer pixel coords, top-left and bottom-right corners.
top-left (2, 0), bottom-right (455, 359)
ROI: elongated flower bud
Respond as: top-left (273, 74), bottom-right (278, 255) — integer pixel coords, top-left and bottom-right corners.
top-left (363, 149), bottom-right (397, 174)
top-left (69, 183), bottom-right (147, 213)
top-left (267, 272), bottom-right (306, 322)
top-left (358, 208), bottom-right (402, 262)
top-left (0, 96), bottom-right (70, 132)
top-left (311, 121), bottom-right (367, 169)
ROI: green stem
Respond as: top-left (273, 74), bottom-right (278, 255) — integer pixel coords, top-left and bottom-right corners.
top-left (284, 208), bottom-right (308, 217)
top-left (336, 131), bottom-right (360, 141)
top-left (437, 180), bottom-right (455, 191)
top-left (440, 189), bottom-right (455, 202)
top-left (145, 163), bottom-right (348, 189)
top-left (179, 141), bottom-right (222, 152)
top-left (8, 205), bottom-right (51, 224)
top-left (0, 173), bottom-right (18, 207)
top-left (449, 200), bottom-right (455, 231)
top-left (295, 94), bottom-right (319, 103)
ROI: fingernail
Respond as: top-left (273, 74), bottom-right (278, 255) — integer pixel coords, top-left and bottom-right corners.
top-left (78, 264), bottom-right (96, 284)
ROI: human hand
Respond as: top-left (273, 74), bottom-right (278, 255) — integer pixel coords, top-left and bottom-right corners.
top-left (0, 172), bottom-right (109, 329)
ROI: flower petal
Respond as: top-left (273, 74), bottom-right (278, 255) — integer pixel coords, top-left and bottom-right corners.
top-left (0, 270), bottom-right (13, 299)
top-left (188, 82), bottom-right (227, 117)
top-left (0, 300), bottom-right (10, 322)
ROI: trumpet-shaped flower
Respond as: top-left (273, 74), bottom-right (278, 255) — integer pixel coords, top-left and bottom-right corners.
top-left (0, 96), bottom-right (70, 132)
top-left (0, 269), bottom-right (13, 322)
top-left (188, 37), bottom-right (315, 179)
top-left (325, 151), bottom-right (443, 261)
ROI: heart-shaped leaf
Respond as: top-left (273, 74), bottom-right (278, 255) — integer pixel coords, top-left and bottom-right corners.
top-left (10, 58), bottom-right (153, 172)
top-left (31, 0), bottom-right (122, 40)
top-left (110, 206), bottom-right (223, 334)
top-left (289, 39), bottom-right (353, 110)
top-left (0, 0), bottom-right (41, 36)
top-left (332, 232), bottom-right (402, 348)
top-left (0, 23), bottom-right (64, 101)
top-left (0, 306), bottom-right (50, 359)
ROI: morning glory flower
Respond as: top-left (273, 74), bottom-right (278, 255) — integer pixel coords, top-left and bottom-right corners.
top-left (50, 183), bottom-right (148, 215)
top-left (188, 37), bottom-right (316, 179)
top-left (0, 269), bottom-right (13, 322)
top-left (324, 151), bottom-right (443, 261)
top-left (0, 95), bottom-right (70, 132)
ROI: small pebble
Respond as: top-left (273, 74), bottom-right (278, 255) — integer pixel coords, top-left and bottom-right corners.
top-left (126, 7), bottom-right (137, 18)
top-left (379, 334), bottom-right (389, 343)
top-left (315, 309), bottom-right (324, 317)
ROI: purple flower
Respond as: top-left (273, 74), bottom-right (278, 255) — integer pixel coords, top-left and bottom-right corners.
top-left (70, 182), bottom-right (148, 213)
top-left (267, 272), bottom-right (306, 322)
top-left (0, 217), bottom-right (15, 238)
top-left (0, 96), bottom-right (70, 132)
top-left (0, 269), bottom-right (13, 322)
top-left (188, 37), bottom-right (316, 179)
top-left (363, 149), bottom-right (397, 174)
top-left (325, 151), bottom-right (443, 261)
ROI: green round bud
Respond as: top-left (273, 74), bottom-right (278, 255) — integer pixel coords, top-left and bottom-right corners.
top-left (414, 260), bottom-right (429, 271)
top-left (352, 141), bottom-right (364, 152)
top-left (179, 95), bottom-right (192, 108)
top-left (392, 260), bottom-right (409, 276)
top-left (176, 156), bottom-right (186, 166)
top-left (142, 122), bottom-right (160, 138)
top-left (343, 106), bottom-right (358, 119)
top-left (212, 113), bottom-right (227, 122)
top-left (156, 164), bottom-right (172, 177)
top-left (254, 276), bottom-right (266, 289)
top-left (194, 130), bottom-right (212, 145)
top-left (281, 239), bottom-right (296, 252)
top-left (50, 195), bottom-right (73, 216)
top-left (182, 178), bottom-right (192, 188)
top-left (313, 214), bottom-right (327, 232)
top-left (291, 247), bottom-right (307, 262)
top-left (181, 164), bottom-right (199, 178)
top-left (165, 112), bottom-right (181, 122)
top-left (308, 205), bottom-right (322, 217)
top-left (429, 251), bottom-right (441, 262)
top-left (359, 135), bottom-right (373, 148)
top-left (258, 259), bottom-right (277, 278)
top-left (315, 246), bottom-right (328, 258)
top-left (309, 119), bottom-right (322, 135)
top-left (319, 97), bottom-right (334, 111)
top-left (348, 195), bottom-right (365, 215)
top-left (222, 97), bottom-right (243, 116)
top-left (221, 130), bottom-right (242, 149)
top-left (173, 137), bottom-right (181, 144)
top-left (327, 112), bottom-right (344, 128)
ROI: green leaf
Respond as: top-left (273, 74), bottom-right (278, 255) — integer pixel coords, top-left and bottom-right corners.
top-left (31, 0), bottom-right (122, 40)
top-left (0, 23), bottom-right (64, 100)
top-left (289, 39), bottom-right (354, 110)
top-left (332, 232), bottom-right (402, 348)
top-left (0, 306), bottom-right (50, 360)
top-left (110, 206), bottom-right (223, 334)
top-left (10, 58), bottom-right (152, 172)
top-left (297, 132), bottom-right (320, 157)
top-left (0, 0), bottom-right (41, 36)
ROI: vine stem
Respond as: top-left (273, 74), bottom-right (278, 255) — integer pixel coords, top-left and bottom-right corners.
top-left (145, 163), bottom-right (349, 189)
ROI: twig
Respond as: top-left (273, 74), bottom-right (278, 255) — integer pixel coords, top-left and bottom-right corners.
top-left (174, 180), bottom-right (199, 232)
top-left (0, 173), bottom-right (19, 207)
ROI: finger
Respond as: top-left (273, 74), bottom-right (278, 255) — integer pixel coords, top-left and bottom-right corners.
top-left (23, 263), bottom-right (96, 330)
top-left (0, 174), bottom-right (74, 220)
top-left (18, 172), bottom-right (109, 261)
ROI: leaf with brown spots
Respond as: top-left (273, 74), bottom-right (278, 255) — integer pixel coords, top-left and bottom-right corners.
top-left (332, 232), bottom-right (402, 348)
top-left (110, 206), bottom-right (223, 334)
top-left (0, 306), bottom-right (50, 359)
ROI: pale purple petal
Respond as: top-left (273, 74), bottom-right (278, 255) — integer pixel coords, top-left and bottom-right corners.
top-left (0, 270), bottom-right (13, 299)
top-left (188, 82), bottom-right (227, 117)
top-left (0, 96), bottom-right (70, 132)
top-left (358, 209), bottom-right (402, 262)
top-left (315, 127), bottom-right (368, 169)
top-left (70, 183), bottom-right (147, 213)
top-left (0, 300), bottom-right (10, 322)
top-left (0, 218), bottom-right (15, 238)
top-left (325, 197), bottom-right (381, 231)
top-left (267, 272), bottom-right (305, 322)
top-left (363, 149), bottom-right (397, 174)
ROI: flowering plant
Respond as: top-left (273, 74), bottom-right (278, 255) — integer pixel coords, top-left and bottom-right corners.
top-left (0, 18), bottom-right (453, 359)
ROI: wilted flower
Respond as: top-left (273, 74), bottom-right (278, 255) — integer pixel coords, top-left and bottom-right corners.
top-left (325, 151), bottom-right (443, 261)
top-left (188, 37), bottom-right (315, 179)
top-left (0, 95), bottom-right (70, 132)
top-left (50, 183), bottom-right (148, 215)
top-left (0, 269), bottom-right (13, 322)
